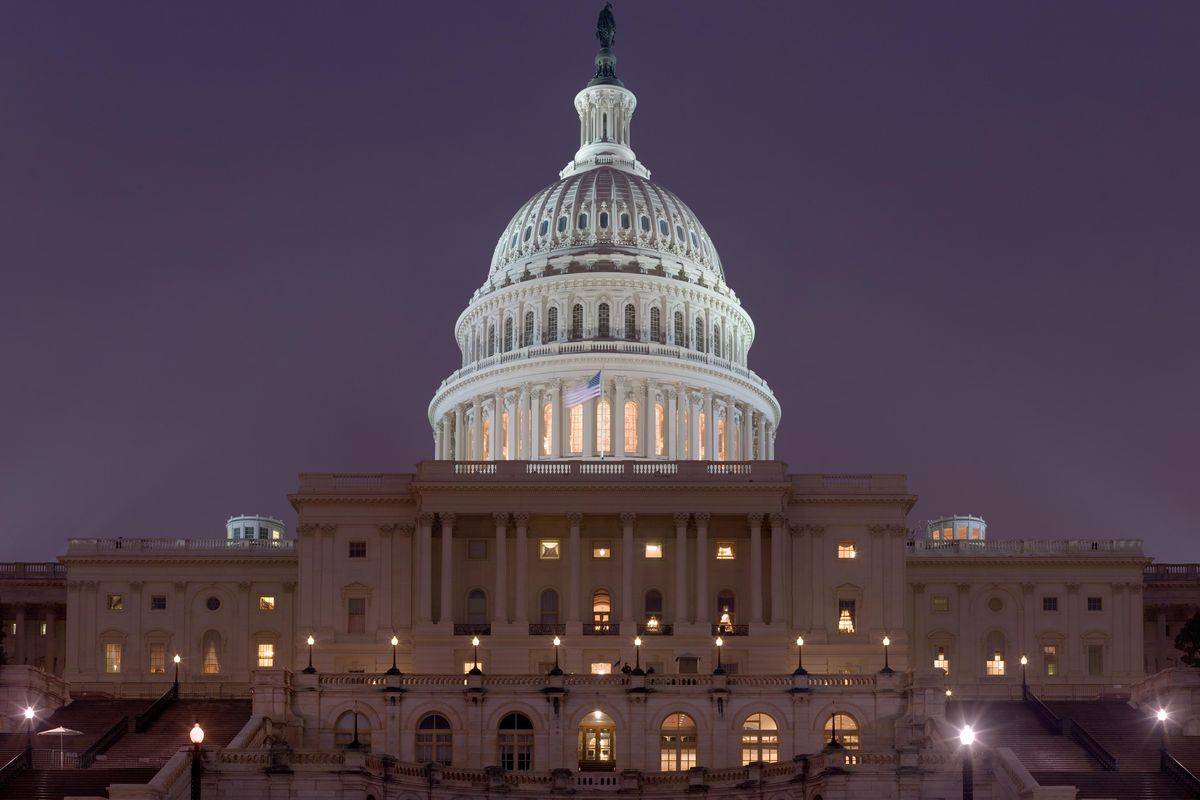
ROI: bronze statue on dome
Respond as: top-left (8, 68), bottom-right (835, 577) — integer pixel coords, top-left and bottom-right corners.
top-left (596, 3), bottom-right (616, 50)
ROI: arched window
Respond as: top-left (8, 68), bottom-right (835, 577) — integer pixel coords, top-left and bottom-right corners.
top-left (658, 219), bottom-right (670, 237)
top-left (547, 307), bottom-right (559, 341)
top-left (624, 400), bottom-right (639, 453)
top-left (644, 589), bottom-right (663, 623)
top-left (571, 304), bottom-right (584, 340)
top-left (467, 590), bottom-right (487, 625)
top-left (569, 405), bottom-right (583, 454)
top-left (717, 591), bottom-right (736, 629)
top-left (620, 212), bottom-right (631, 230)
top-left (498, 712), bottom-right (534, 771)
top-left (640, 215), bottom-right (651, 233)
top-left (623, 303), bottom-right (637, 340)
top-left (986, 631), bottom-right (1007, 676)
top-left (741, 713), bottom-right (778, 764)
top-left (599, 211), bottom-right (609, 229)
top-left (416, 713), bottom-right (452, 764)
top-left (673, 311), bottom-right (685, 346)
top-left (523, 311), bottom-right (534, 348)
top-left (557, 215), bottom-right (568, 234)
top-left (660, 713), bottom-right (697, 771)
top-left (522, 225), bottom-right (532, 243)
top-left (712, 324), bottom-right (722, 358)
top-left (335, 710), bottom-right (371, 750)
top-left (577, 212), bottom-right (589, 230)
top-left (650, 307), bottom-right (662, 343)
top-left (487, 325), bottom-right (496, 357)
top-left (592, 589), bottom-right (612, 632)
top-left (540, 589), bottom-right (559, 625)
top-left (695, 318), bottom-right (705, 352)
top-left (503, 318), bottom-right (514, 352)
top-left (596, 399), bottom-right (611, 455)
top-left (598, 303), bottom-right (610, 337)
top-left (201, 630), bottom-right (221, 674)
top-left (541, 403), bottom-right (553, 456)
top-left (539, 219), bottom-right (549, 237)
top-left (824, 713), bottom-right (860, 750)
top-left (654, 403), bottom-right (666, 456)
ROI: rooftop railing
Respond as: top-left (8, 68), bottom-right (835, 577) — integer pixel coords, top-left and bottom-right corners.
top-left (65, 538), bottom-right (296, 555)
top-left (1145, 563), bottom-right (1200, 578)
top-left (0, 563), bottom-right (66, 580)
top-left (417, 460), bottom-right (788, 483)
top-left (908, 538), bottom-right (1144, 556)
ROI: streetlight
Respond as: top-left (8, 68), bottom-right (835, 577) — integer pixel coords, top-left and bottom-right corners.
top-left (713, 636), bottom-right (725, 675)
top-left (1020, 655), bottom-right (1028, 694)
top-left (189, 721), bottom-right (205, 800)
top-left (1157, 708), bottom-right (1169, 754)
top-left (469, 636), bottom-right (482, 675)
top-left (173, 654), bottom-right (182, 687)
top-left (632, 636), bottom-right (644, 676)
top-left (302, 635), bottom-right (316, 674)
top-left (959, 725), bottom-right (975, 800)
top-left (549, 636), bottom-right (563, 676)
top-left (945, 688), bottom-right (953, 698)
top-left (794, 636), bottom-right (808, 676)
top-left (23, 706), bottom-right (35, 764)
top-left (880, 635), bottom-right (894, 674)
top-left (386, 635), bottom-right (401, 676)
top-left (346, 702), bottom-right (363, 751)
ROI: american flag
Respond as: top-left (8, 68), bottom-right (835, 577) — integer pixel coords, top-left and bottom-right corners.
top-left (564, 371), bottom-right (602, 407)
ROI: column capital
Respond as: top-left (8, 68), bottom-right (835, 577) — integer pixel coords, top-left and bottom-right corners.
top-left (297, 523), bottom-right (317, 536)
top-left (439, 512), bottom-right (457, 528)
top-left (377, 523), bottom-right (399, 537)
top-left (770, 513), bottom-right (787, 529)
top-left (513, 512), bottom-right (530, 526)
top-left (620, 512), bottom-right (637, 527)
top-left (673, 512), bottom-right (691, 527)
top-left (417, 513), bottom-right (435, 526)
top-left (493, 512), bottom-right (510, 528)
top-left (868, 525), bottom-right (886, 538)
top-left (1066, 583), bottom-right (1081, 594)
top-left (397, 523), bottom-right (415, 537)
top-left (911, 582), bottom-right (926, 594)
top-left (789, 523), bottom-right (805, 537)
top-left (955, 582), bottom-right (971, 595)
top-left (567, 512), bottom-right (583, 526)
top-left (747, 512), bottom-right (764, 527)
top-left (1020, 582), bottom-right (1036, 594)
top-left (1112, 582), bottom-right (1127, 594)
top-left (319, 524), bottom-right (338, 536)
top-left (808, 525), bottom-right (826, 538)
top-left (693, 512), bottom-right (711, 527)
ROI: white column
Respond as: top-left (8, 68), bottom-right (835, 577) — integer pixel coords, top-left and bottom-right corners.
top-left (472, 399), bottom-right (483, 460)
top-left (694, 512), bottom-right (710, 624)
top-left (689, 394), bottom-right (701, 460)
top-left (643, 381), bottom-right (655, 457)
top-left (417, 513), bottom-right (433, 623)
top-left (505, 393), bottom-right (518, 460)
top-left (749, 513), bottom-right (764, 624)
top-left (667, 389), bottom-right (679, 459)
top-left (621, 513), bottom-right (635, 624)
top-left (439, 513), bottom-right (455, 625)
top-left (766, 422), bottom-right (775, 459)
top-left (567, 513), bottom-right (583, 624)
top-left (454, 406), bottom-right (464, 460)
top-left (514, 514), bottom-right (529, 624)
top-left (613, 379), bottom-right (626, 457)
top-left (531, 388), bottom-right (542, 460)
top-left (674, 513), bottom-right (690, 623)
top-left (493, 513), bottom-right (508, 624)
top-left (769, 514), bottom-right (786, 626)
top-left (490, 393), bottom-right (503, 461)
top-left (703, 390), bottom-right (715, 460)
top-left (551, 382), bottom-right (563, 457)
top-left (742, 407), bottom-right (754, 460)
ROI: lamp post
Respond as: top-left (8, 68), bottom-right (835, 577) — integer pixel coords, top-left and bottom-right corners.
top-left (1157, 708), bottom-right (1169, 755)
top-left (23, 706), bottom-right (35, 765)
top-left (959, 725), bottom-right (975, 800)
top-left (880, 635), bottom-right (894, 674)
top-left (189, 721), bottom-right (205, 800)
top-left (386, 635), bottom-right (401, 676)
top-left (826, 713), bottom-right (843, 750)
top-left (469, 636), bottom-right (482, 675)
top-left (549, 636), bottom-right (563, 676)
top-left (347, 703), bottom-right (363, 751)
top-left (713, 636), bottom-right (725, 675)
top-left (303, 635), bottom-right (316, 674)
top-left (173, 654), bottom-right (181, 687)
top-left (793, 635), bottom-right (808, 676)
top-left (1020, 655), bottom-right (1028, 695)
top-left (945, 688), bottom-right (953, 698)
top-left (632, 636), bottom-right (644, 676)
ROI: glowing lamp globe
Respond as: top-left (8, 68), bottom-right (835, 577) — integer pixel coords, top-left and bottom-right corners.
top-left (959, 725), bottom-right (975, 746)
top-left (190, 722), bottom-right (205, 745)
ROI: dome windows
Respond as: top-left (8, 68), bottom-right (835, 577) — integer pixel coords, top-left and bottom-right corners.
top-left (690, 230), bottom-right (699, 249)
top-left (620, 212), bottom-right (631, 230)
top-left (539, 220), bottom-right (549, 237)
top-left (523, 225), bottom-right (532, 243)
top-left (598, 303), bottom-right (611, 338)
top-left (557, 215), bottom-right (568, 234)
top-left (547, 307), bottom-right (559, 341)
top-left (676, 224), bottom-right (685, 241)
top-left (599, 211), bottom-right (609, 229)
top-left (658, 219), bottom-right (669, 237)
top-left (577, 213), bottom-right (589, 230)
top-left (640, 215), bottom-right (651, 233)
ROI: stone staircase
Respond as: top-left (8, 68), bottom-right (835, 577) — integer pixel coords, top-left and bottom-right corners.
top-left (99, 699), bottom-right (251, 767)
top-left (2, 768), bottom-right (159, 800)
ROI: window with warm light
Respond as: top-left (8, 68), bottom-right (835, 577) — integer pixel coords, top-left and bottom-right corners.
top-left (837, 543), bottom-right (857, 559)
top-left (716, 542), bottom-right (735, 560)
top-left (654, 403), bottom-right (666, 455)
top-left (107, 594), bottom-right (124, 611)
top-left (932, 596), bottom-right (949, 612)
top-left (986, 651), bottom-right (1006, 676)
top-left (933, 646), bottom-right (949, 673)
top-left (592, 542), bottom-right (612, 559)
top-left (660, 713), bottom-right (698, 771)
top-left (824, 714), bottom-right (860, 749)
top-left (624, 400), bottom-right (639, 452)
top-left (645, 542), bottom-right (663, 559)
top-left (590, 662), bottom-right (612, 675)
top-left (837, 600), bottom-right (856, 633)
top-left (104, 642), bottom-right (122, 673)
top-left (542, 403), bottom-right (553, 455)
top-left (596, 399), bottom-right (611, 454)
top-left (202, 631), bottom-right (221, 674)
top-left (741, 713), bottom-right (779, 764)
top-left (258, 595), bottom-right (276, 611)
top-left (257, 642), bottom-right (275, 668)
top-left (38, 622), bottom-right (47, 636)
top-left (1043, 644), bottom-right (1059, 676)
top-left (463, 661), bottom-right (485, 674)
top-left (149, 643), bottom-right (166, 674)
top-left (540, 540), bottom-right (561, 560)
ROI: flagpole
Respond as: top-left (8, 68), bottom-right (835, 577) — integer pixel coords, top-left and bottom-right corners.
top-left (599, 370), bottom-right (605, 460)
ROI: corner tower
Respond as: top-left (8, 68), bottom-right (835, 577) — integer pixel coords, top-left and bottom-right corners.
top-left (428, 5), bottom-right (780, 461)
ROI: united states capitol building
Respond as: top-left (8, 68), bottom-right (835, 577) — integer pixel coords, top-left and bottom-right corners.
top-left (2, 8), bottom-right (1198, 800)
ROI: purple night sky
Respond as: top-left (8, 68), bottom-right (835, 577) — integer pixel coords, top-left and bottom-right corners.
top-left (2, 3), bottom-right (1198, 563)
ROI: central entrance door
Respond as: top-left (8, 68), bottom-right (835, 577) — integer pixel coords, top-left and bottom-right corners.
top-left (579, 711), bottom-right (616, 771)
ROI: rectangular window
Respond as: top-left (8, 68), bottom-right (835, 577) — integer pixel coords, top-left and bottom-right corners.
top-left (468, 540), bottom-right (488, 559)
top-left (931, 596), bottom-right (949, 612)
top-left (348, 598), bottom-right (366, 633)
top-left (569, 405), bottom-right (583, 453)
top-left (107, 594), bottom-right (124, 611)
top-left (677, 656), bottom-right (699, 674)
top-left (590, 662), bottom-right (612, 675)
top-left (539, 540), bottom-right (561, 560)
top-left (986, 651), bottom-right (1006, 676)
top-left (464, 661), bottom-right (485, 674)
top-left (715, 542), bottom-right (735, 560)
top-left (645, 542), bottom-right (663, 559)
top-left (933, 646), bottom-right (949, 674)
top-left (348, 541), bottom-right (367, 558)
top-left (258, 643), bottom-right (275, 668)
top-left (593, 542), bottom-right (612, 559)
top-left (149, 643), bottom-right (166, 674)
top-left (258, 595), bottom-right (276, 611)
top-left (837, 599), bottom-right (856, 633)
top-left (105, 643), bottom-right (122, 674)
top-left (1043, 644), bottom-right (1059, 676)
top-left (1087, 644), bottom-right (1103, 676)
top-left (39, 622), bottom-right (48, 636)
top-left (149, 595), bottom-right (167, 611)
top-left (1087, 596), bottom-right (1103, 612)
top-left (1043, 596), bottom-right (1058, 612)
top-left (837, 543), bottom-right (857, 559)
top-left (258, 527), bottom-right (268, 540)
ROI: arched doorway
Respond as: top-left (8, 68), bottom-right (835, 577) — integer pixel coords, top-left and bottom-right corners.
top-left (660, 713), bottom-right (697, 771)
top-left (579, 711), bottom-right (616, 771)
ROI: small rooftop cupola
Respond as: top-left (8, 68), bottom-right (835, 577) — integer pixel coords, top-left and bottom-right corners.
top-left (561, 4), bottom-right (650, 179)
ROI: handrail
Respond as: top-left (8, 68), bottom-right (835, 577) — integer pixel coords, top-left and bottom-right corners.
top-left (80, 717), bottom-right (129, 768)
top-left (1022, 686), bottom-right (1063, 734)
top-left (0, 749), bottom-right (31, 787)
top-left (1162, 750), bottom-right (1200, 795)
top-left (135, 682), bottom-right (179, 733)
top-left (1023, 687), bottom-right (1116, 770)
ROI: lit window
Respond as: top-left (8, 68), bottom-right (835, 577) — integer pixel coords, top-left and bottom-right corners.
top-left (1043, 644), bottom-right (1059, 676)
top-left (590, 662), bottom-right (612, 675)
top-left (931, 596), bottom-right (949, 612)
top-left (258, 595), bottom-right (276, 611)
top-left (541, 403), bottom-right (553, 456)
top-left (107, 594), bottom-right (124, 611)
top-left (1043, 596), bottom-right (1058, 612)
top-left (593, 543), bottom-right (611, 559)
top-left (837, 600), bottom-right (856, 633)
top-left (1087, 596), bottom-right (1103, 612)
top-left (540, 540), bottom-right (561, 560)
top-left (468, 540), bottom-right (488, 559)
top-left (986, 651), bottom-right (1006, 676)
top-left (597, 399), bottom-right (611, 453)
top-left (38, 622), bottom-right (47, 636)
top-left (655, 402), bottom-right (666, 455)
top-left (149, 643), bottom-right (166, 674)
top-left (150, 595), bottom-right (167, 611)
top-left (463, 661), bottom-right (485, 674)
top-left (716, 542), bottom-right (735, 560)
top-left (258, 643), bottom-right (275, 668)
top-left (348, 598), bottom-right (366, 633)
top-left (741, 713), bottom-right (779, 764)
top-left (624, 399), bottom-right (639, 451)
top-left (105, 643), bottom-right (122, 674)
top-left (837, 543), bottom-right (857, 559)
top-left (569, 405), bottom-right (583, 453)
top-left (348, 541), bottom-right (367, 559)
top-left (660, 713), bottom-right (697, 771)
top-left (645, 542), bottom-right (663, 558)
top-left (824, 714), bottom-right (860, 750)
top-left (202, 633), bottom-right (221, 674)
top-left (933, 646), bottom-right (949, 673)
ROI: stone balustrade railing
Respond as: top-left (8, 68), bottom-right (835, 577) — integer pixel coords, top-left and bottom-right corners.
top-left (311, 672), bottom-right (879, 691)
top-left (0, 562), bottom-right (66, 580)
top-left (908, 538), bottom-right (1144, 557)
top-left (66, 538), bottom-right (296, 555)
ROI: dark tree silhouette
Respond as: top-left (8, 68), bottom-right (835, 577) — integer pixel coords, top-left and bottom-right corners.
top-left (1173, 612), bottom-right (1200, 667)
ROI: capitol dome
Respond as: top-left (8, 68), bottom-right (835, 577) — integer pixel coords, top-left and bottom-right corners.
top-left (429, 12), bottom-right (779, 463)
